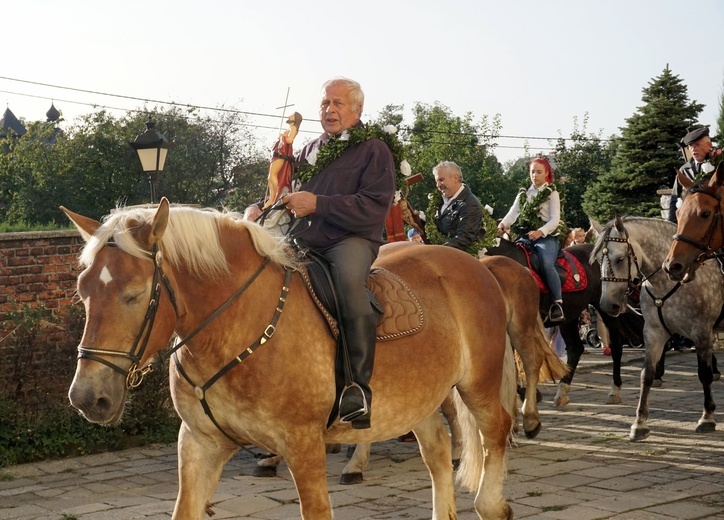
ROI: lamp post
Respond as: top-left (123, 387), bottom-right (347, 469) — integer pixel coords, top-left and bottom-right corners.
top-left (130, 118), bottom-right (169, 204)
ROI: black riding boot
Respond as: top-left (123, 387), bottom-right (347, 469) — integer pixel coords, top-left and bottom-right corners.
top-left (338, 314), bottom-right (377, 429)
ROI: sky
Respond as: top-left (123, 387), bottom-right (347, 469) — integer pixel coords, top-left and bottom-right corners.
top-left (3, 0), bottom-right (724, 167)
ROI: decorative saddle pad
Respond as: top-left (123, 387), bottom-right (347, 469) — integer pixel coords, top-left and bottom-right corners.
top-left (368, 267), bottom-right (424, 341)
top-left (518, 245), bottom-right (589, 294)
top-left (299, 265), bottom-right (424, 342)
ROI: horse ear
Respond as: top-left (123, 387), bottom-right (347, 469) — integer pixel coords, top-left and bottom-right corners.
top-left (711, 162), bottom-right (724, 190)
top-left (60, 206), bottom-right (100, 242)
top-left (589, 217), bottom-right (603, 234)
top-left (677, 169), bottom-right (694, 190)
top-left (150, 198), bottom-right (170, 245)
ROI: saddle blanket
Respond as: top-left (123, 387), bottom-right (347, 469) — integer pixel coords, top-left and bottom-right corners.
top-left (520, 248), bottom-right (589, 294)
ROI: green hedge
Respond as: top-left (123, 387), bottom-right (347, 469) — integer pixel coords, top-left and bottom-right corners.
top-left (0, 306), bottom-right (179, 467)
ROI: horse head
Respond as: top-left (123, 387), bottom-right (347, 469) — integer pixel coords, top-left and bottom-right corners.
top-left (593, 216), bottom-right (638, 317)
top-left (63, 199), bottom-right (178, 424)
top-left (664, 163), bottom-right (724, 282)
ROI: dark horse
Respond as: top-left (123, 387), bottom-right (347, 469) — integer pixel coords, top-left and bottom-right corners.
top-left (484, 238), bottom-right (645, 406)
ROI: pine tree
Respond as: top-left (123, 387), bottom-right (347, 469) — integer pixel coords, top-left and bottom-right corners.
top-left (582, 65), bottom-right (703, 221)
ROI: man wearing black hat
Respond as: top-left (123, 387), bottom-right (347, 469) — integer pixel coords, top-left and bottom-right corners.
top-left (667, 126), bottom-right (717, 223)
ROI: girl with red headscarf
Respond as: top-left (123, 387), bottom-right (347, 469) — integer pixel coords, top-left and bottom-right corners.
top-left (497, 157), bottom-right (565, 322)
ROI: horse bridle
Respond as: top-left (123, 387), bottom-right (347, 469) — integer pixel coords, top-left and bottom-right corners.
top-left (76, 244), bottom-right (179, 389)
top-left (602, 221), bottom-right (683, 336)
top-left (671, 183), bottom-right (724, 266)
top-left (600, 224), bottom-right (641, 289)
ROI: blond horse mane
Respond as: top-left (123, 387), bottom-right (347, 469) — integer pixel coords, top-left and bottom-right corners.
top-left (78, 205), bottom-right (301, 278)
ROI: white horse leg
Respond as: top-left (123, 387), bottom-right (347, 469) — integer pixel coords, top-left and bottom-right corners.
top-left (607, 383), bottom-right (622, 405)
top-left (340, 443), bottom-right (370, 485)
top-left (173, 423), bottom-right (237, 519)
top-left (631, 330), bottom-right (669, 441)
top-left (412, 412), bottom-right (457, 519)
top-left (554, 382), bottom-right (571, 407)
top-left (253, 452), bottom-right (283, 477)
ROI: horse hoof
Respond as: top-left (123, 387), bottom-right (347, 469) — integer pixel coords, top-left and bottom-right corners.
top-left (340, 472), bottom-right (363, 485)
top-left (252, 465), bottom-right (278, 478)
top-left (695, 422), bottom-right (716, 433)
top-left (652, 379), bottom-right (663, 388)
top-left (554, 395), bottom-right (569, 408)
top-left (630, 428), bottom-right (650, 441)
top-left (452, 459), bottom-right (460, 471)
top-left (524, 422), bottom-right (542, 439)
top-left (714, 372), bottom-right (721, 382)
top-left (606, 394), bottom-right (622, 405)
top-left (326, 443), bottom-right (341, 454)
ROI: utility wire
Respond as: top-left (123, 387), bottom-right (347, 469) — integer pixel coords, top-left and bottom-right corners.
top-left (0, 76), bottom-right (590, 148)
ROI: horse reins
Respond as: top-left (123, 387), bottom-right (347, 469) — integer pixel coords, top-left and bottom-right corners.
top-left (76, 244), bottom-right (178, 389)
top-left (671, 183), bottom-right (724, 267)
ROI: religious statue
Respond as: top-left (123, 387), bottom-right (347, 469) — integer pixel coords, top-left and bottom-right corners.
top-left (263, 112), bottom-right (302, 209)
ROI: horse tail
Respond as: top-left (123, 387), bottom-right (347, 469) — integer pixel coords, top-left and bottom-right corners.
top-left (454, 337), bottom-right (517, 492)
top-left (534, 314), bottom-right (569, 382)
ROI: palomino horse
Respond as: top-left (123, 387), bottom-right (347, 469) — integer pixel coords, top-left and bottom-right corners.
top-left (255, 255), bottom-right (568, 484)
top-left (664, 164), bottom-right (724, 281)
top-left (594, 217), bottom-right (723, 440)
top-left (63, 199), bottom-right (517, 520)
top-left (484, 239), bottom-right (644, 407)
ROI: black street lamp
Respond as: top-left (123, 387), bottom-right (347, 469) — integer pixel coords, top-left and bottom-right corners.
top-left (130, 118), bottom-right (169, 204)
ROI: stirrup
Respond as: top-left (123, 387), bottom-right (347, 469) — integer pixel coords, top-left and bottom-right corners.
top-left (338, 383), bottom-right (369, 423)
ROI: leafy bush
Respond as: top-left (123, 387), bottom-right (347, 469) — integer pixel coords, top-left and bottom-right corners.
top-left (0, 305), bottom-right (179, 467)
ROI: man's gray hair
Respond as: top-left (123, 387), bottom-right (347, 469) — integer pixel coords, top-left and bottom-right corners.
top-left (322, 77), bottom-right (364, 113)
top-left (433, 161), bottom-right (463, 181)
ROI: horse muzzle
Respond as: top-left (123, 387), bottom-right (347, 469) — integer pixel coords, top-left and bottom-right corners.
top-left (68, 370), bottom-right (127, 424)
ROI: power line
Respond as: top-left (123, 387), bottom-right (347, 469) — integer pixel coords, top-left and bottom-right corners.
top-left (0, 76), bottom-right (603, 147)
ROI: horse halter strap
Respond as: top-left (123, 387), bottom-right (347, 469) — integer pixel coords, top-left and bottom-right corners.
top-left (672, 185), bottom-right (724, 264)
top-left (600, 226), bottom-right (640, 286)
top-left (76, 244), bottom-right (178, 389)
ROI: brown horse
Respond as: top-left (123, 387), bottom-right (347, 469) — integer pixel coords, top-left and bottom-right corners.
top-left (664, 164), bottom-right (724, 281)
top-left (63, 199), bottom-right (516, 520)
top-left (480, 255), bottom-right (569, 436)
top-left (256, 255), bottom-right (567, 484)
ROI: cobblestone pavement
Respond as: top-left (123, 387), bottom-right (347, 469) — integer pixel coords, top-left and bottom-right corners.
top-left (2, 349), bottom-right (723, 519)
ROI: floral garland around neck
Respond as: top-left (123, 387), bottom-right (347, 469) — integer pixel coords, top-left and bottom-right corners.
top-left (511, 182), bottom-right (566, 241)
top-left (424, 189), bottom-right (497, 256)
top-left (692, 148), bottom-right (723, 182)
top-left (296, 123), bottom-right (411, 191)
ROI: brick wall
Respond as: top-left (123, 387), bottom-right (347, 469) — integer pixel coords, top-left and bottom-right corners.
top-left (0, 230), bottom-right (83, 345)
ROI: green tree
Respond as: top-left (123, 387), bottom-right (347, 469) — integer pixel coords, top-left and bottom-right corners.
top-left (583, 66), bottom-right (703, 221)
top-left (552, 114), bottom-right (615, 229)
top-left (0, 107), bottom-right (265, 225)
top-left (400, 102), bottom-right (505, 216)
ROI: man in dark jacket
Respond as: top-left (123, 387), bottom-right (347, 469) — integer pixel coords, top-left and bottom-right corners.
top-left (668, 126), bottom-right (718, 223)
top-left (282, 78), bottom-right (396, 429)
top-left (433, 161), bottom-right (485, 252)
